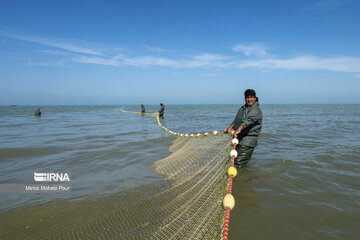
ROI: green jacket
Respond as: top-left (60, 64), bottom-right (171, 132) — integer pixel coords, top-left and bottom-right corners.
top-left (232, 102), bottom-right (263, 147)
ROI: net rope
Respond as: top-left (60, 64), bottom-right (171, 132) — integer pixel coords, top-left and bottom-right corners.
top-left (0, 107), bottom-right (236, 240)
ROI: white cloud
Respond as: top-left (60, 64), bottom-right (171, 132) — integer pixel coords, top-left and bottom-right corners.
top-left (355, 74), bottom-right (360, 78)
top-left (74, 53), bottom-right (229, 69)
top-left (235, 56), bottom-right (360, 72)
top-left (232, 43), bottom-right (268, 57)
top-left (37, 39), bottom-right (102, 55)
top-left (177, 53), bottom-right (232, 68)
top-left (73, 55), bottom-right (179, 68)
top-left (28, 60), bottom-right (64, 67)
top-left (2, 30), bottom-right (360, 73)
top-left (0, 31), bottom-right (103, 55)
top-left (122, 55), bottom-right (179, 68)
top-left (193, 53), bottom-right (231, 61)
top-left (50, 52), bottom-right (360, 73)
top-left (73, 56), bottom-right (122, 67)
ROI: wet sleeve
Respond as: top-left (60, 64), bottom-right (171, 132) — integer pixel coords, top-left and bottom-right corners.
top-left (240, 108), bottom-right (262, 129)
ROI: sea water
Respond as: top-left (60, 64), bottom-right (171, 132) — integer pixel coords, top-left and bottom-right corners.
top-left (0, 104), bottom-right (359, 239)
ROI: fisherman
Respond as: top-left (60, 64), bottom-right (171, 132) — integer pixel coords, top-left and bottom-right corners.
top-left (35, 107), bottom-right (41, 116)
top-left (141, 105), bottom-right (146, 114)
top-left (226, 89), bottom-right (262, 168)
top-left (158, 103), bottom-right (165, 117)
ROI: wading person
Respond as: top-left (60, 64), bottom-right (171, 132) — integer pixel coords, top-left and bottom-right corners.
top-left (35, 107), bottom-right (41, 116)
top-left (226, 89), bottom-right (262, 168)
top-left (158, 103), bottom-right (165, 117)
top-left (141, 104), bottom-right (146, 114)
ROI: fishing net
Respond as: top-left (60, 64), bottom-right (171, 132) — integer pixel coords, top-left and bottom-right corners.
top-left (0, 111), bottom-right (233, 240)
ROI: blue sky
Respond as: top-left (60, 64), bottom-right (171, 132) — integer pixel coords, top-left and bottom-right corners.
top-left (0, 0), bottom-right (359, 105)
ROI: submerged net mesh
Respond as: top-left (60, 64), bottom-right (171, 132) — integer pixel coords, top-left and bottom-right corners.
top-left (0, 113), bottom-right (232, 240)
top-left (149, 136), bottom-right (231, 239)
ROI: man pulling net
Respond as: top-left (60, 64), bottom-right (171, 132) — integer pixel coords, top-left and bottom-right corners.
top-left (226, 89), bottom-right (263, 168)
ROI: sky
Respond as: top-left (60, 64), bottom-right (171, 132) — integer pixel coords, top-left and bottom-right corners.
top-left (0, 0), bottom-right (360, 105)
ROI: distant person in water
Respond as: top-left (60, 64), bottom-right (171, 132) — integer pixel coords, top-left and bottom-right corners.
top-left (158, 103), bottom-right (165, 117)
top-left (35, 107), bottom-right (41, 116)
top-left (226, 89), bottom-right (262, 168)
top-left (141, 105), bottom-right (146, 114)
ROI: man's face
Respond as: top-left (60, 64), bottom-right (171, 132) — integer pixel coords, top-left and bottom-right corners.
top-left (245, 96), bottom-right (256, 106)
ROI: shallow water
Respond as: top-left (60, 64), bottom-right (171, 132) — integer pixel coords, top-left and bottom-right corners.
top-left (0, 104), bottom-right (359, 239)
top-left (229, 104), bottom-right (360, 240)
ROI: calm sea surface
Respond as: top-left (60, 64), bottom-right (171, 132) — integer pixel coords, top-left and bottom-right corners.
top-left (0, 104), bottom-right (359, 239)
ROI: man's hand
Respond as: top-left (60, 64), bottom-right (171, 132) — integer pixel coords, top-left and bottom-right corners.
top-left (226, 127), bottom-right (233, 133)
top-left (234, 126), bottom-right (244, 138)
top-left (226, 123), bottom-right (234, 133)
